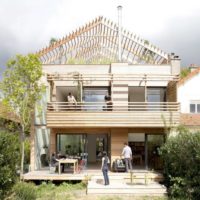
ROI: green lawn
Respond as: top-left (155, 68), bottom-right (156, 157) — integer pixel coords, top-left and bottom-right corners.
top-left (10, 181), bottom-right (168, 200)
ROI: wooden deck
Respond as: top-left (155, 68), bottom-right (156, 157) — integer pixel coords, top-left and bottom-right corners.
top-left (23, 168), bottom-right (164, 182)
top-left (23, 169), bottom-right (166, 196)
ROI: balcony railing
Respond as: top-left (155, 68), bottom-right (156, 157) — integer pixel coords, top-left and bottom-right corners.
top-left (47, 73), bottom-right (179, 82)
top-left (47, 102), bottom-right (180, 112)
top-left (46, 102), bottom-right (180, 128)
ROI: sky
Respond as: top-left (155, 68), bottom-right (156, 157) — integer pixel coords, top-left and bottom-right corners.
top-left (1, 0), bottom-right (200, 79)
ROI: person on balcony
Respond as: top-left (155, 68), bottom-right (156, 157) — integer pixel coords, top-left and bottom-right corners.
top-left (67, 92), bottom-right (77, 110)
top-left (104, 95), bottom-right (113, 111)
top-left (121, 142), bottom-right (133, 172)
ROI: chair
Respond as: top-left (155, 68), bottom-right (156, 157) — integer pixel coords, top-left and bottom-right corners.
top-left (77, 159), bottom-right (86, 173)
top-left (49, 165), bottom-right (56, 174)
top-left (112, 158), bottom-right (126, 172)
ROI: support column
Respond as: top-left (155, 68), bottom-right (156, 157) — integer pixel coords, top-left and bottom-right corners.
top-left (110, 128), bottom-right (128, 165)
top-left (145, 134), bottom-right (148, 170)
top-left (50, 129), bottom-right (56, 156)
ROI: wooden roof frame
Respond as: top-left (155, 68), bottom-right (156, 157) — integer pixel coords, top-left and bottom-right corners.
top-left (37, 16), bottom-right (169, 65)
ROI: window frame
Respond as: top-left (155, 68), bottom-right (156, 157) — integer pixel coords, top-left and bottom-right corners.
top-left (189, 101), bottom-right (200, 113)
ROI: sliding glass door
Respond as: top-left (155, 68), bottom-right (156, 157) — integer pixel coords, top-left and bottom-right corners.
top-left (83, 87), bottom-right (109, 111)
top-left (56, 134), bottom-right (87, 157)
top-left (147, 87), bottom-right (166, 110)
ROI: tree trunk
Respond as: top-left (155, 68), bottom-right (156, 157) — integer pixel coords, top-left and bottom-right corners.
top-left (20, 125), bottom-right (25, 180)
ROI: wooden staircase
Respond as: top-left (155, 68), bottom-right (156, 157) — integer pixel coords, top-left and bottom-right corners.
top-left (87, 170), bottom-right (167, 196)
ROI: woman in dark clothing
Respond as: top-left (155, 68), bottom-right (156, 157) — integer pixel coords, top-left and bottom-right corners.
top-left (101, 151), bottom-right (110, 185)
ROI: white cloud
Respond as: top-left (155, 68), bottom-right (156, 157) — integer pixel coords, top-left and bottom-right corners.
top-left (0, 0), bottom-right (200, 69)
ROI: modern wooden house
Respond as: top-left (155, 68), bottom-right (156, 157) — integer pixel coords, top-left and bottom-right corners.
top-left (30, 16), bottom-right (180, 174)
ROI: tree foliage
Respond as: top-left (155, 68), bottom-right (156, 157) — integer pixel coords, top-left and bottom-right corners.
top-left (0, 130), bottom-right (20, 199)
top-left (49, 37), bottom-right (58, 45)
top-left (180, 67), bottom-right (190, 79)
top-left (0, 54), bottom-right (45, 179)
top-left (160, 126), bottom-right (200, 200)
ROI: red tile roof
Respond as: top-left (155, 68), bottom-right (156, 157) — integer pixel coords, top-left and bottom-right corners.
top-left (181, 114), bottom-right (200, 126)
top-left (178, 67), bottom-right (200, 87)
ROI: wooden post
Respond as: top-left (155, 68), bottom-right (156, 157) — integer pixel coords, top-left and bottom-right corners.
top-left (145, 134), bottom-right (148, 170)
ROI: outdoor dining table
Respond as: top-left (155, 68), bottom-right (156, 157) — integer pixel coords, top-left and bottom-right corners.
top-left (58, 158), bottom-right (78, 174)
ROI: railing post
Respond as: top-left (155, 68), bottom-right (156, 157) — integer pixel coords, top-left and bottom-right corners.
top-left (145, 134), bottom-right (148, 170)
top-left (130, 171), bottom-right (135, 184)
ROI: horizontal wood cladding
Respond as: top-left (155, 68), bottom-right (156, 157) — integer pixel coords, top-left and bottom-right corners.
top-left (112, 91), bottom-right (129, 94)
top-left (46, 111), bottom-right (180, 128)
top-left (167, 81), bottom-right (177, 102)
top-left (111, 129), bottom-right (128, 161)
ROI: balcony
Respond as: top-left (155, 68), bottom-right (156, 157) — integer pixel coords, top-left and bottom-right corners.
top-left (46, 102), bottom-right (180, 128)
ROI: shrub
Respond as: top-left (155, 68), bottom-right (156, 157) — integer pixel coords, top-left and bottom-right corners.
top-left (160, 127), bottom-right (200, 200)
top-left (13, 182), bottom-right (37, 200)
top-left (0, 130), bottom-right (20, 199)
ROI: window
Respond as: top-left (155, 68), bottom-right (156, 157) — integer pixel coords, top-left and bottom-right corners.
top-left (197, 104), bottom-right (200, 113)
top-left (147, 87), bottom-right (166, 111)
top-left (83, 87), bottom-right (109, 111)
top-left (147, 87), bottom-right (166, 102)
top-left (190, 104), bottom-right (195, 113)
top-left (190, 101), bottom-right (200, 113)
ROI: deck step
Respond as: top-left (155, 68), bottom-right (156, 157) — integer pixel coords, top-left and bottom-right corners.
top-left (90, 172), bottom-right (164, 183)
top-left (87, 180), bottom-right (167, 196)
top-left (87, 172), bottom-right (166, 196)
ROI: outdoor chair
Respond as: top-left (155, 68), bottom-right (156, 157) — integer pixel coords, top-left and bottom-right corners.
top-left (49, 165), bottom-right (56, 174)
top-left (77, 159), bottom-right (86, 173)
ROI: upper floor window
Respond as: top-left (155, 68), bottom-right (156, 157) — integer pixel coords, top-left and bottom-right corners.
top-left (147, 87), bottom-right (166, 102)
top-left (190, 101), bottom-right (200, 113)
top-left (83, 87), bottom-right (110, 111)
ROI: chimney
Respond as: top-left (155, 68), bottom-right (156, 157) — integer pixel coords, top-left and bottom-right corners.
top-left (169, 52), bottom-right (181, 75)
top-left (117, 5), bottom-right (122, 62)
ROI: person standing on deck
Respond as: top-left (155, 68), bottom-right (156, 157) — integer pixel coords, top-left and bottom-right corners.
top-left (121, 142), bottom-right (133, 172)
top-left (101, 151), bottom-right (110, 185)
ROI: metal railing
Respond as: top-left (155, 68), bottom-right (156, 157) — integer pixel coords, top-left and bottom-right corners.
top-left (47, 102), bottom-right (180, 112)
top-left (47, 73), bottom-right (179, 82)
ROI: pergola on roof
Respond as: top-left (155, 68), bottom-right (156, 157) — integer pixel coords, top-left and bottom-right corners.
top-left (37, 16), bottom-right (169, 65)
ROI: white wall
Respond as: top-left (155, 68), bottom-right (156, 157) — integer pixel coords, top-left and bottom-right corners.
top-left (43, 64), bottom-right (172, 75)
top-left (178, 73), bottom-right (200, 113)
top-left (111, 64), bottom-right (171, 75)
top-left (43, 63), bottom-right (172, 87)
top-left (43, 64), bottom-right (110, 74)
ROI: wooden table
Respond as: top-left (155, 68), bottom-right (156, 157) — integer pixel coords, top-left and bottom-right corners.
top-left (58, 158), bottom-right (78, 174)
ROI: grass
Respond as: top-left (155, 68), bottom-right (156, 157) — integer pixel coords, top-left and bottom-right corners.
top-left (10, 181), bottom-right (168, 200)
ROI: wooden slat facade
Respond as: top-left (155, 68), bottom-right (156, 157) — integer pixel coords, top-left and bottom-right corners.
top-left (46, 111), bottom-right (179, 128)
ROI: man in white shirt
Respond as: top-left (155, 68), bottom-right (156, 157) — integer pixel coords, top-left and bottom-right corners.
top-left (121, 142), bottom-right (133, 172)
top-left (67, 92), bottom-right (77, 110)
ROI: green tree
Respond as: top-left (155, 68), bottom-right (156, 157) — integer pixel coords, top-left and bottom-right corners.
top-left (180, 67), bottom-right (190, 78)
top-left (49, 37), bottom-right (58, 45)
top-left (0, 54), bottom-right (45, 179)
top-left (160, 127), bottom-right (200, 199)
top-left (0, 130), bottom-right (20, 199)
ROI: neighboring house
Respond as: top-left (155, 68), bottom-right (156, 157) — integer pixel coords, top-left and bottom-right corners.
top-left (178, 67), bottom-right (200, 131)
top-left (30, 16), bottom-right (180, 173)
